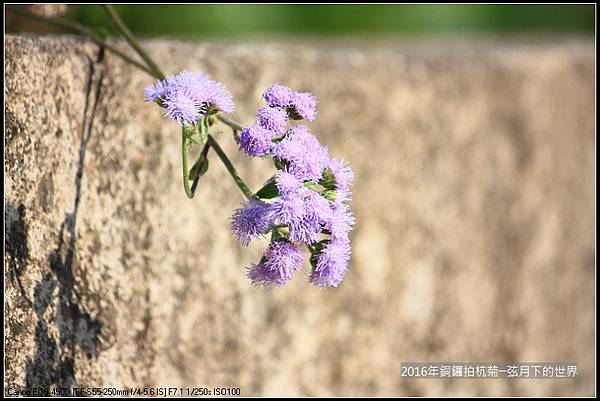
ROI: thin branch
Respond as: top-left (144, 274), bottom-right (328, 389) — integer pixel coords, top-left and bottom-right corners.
top-left (207, 134), bottom-right (254, 199)
top-left (101, 5), bottom-right (165, 80)
top-left (7, 7), bottom-right (157, 78)
top-left (181, 127), bottom-right (194, 199)
top-left (216, 114), bottom-right (244, 141)
top-left (216, 114), bottom-right (244, 131)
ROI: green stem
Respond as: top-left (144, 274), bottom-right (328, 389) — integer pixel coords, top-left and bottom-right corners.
top-left (101, 5), bottom-right (165, 80)
top-left (190, 141), bottom-right (211, 195)
top-left (216, 114), bottom-right (244, 141)
top-left (7, 7), bottom-right (157, 78)
top-left (207, 135), bottom-right (254, 199)
top-left (181, 127), bottom-right (194, 199)
top-left (216, 114), bottom-right (244, 131)
top-left (12, 6), bottom-right (254, 201)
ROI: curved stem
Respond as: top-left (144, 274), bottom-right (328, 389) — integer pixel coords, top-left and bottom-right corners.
top-left (101, 5), bottom-right (165, 80)
top-left (7, 7), bottom-right (157, 78)
top-left (181, 127), bottom-right (194, 199)
top-left (207, 135), bottom-right (254, 199)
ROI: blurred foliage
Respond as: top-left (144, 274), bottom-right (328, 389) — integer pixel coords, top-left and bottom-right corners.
top-left (66, 4), bottom-right (594, 38)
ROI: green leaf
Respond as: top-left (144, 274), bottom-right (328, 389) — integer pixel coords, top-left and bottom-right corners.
top-left (287, 107), bottom-right (303, 120)
top-left (254, 179), bottom-right (279, 199)
top-left (323, 189), bottom-right (337, 202)
top-left (271, 228), bottom-right (286, 242)
top-left (199, 159), bottom-right (209, 176)
top-left (273, 158), bottom-right (287, 170)
top-left (319, 167), bottom-right (336, 190)
top-left (197, 117), bottom-right (208, 144)
top-left (189, 159), bottom-right (209, 181)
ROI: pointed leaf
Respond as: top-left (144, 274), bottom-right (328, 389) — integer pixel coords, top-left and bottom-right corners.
top-left (255, 179), bottom-right (279, 199)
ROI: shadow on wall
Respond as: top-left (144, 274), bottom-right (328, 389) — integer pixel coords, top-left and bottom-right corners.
top-left (9, 47), bottom-right (108, 391)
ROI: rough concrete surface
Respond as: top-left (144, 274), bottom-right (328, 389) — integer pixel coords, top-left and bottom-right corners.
top-left (4, 35), bottom-right (595, 396)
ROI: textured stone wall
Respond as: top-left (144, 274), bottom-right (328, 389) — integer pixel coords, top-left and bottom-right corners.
top-left (4, 35), bottom-right (595, 396)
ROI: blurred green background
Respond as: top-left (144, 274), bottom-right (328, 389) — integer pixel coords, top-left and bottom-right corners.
top-left (66, 4), bottom-right (594, 38)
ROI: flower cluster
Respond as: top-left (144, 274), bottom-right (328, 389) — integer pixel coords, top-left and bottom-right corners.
top-left (231, 84), bottom-right (355, 288)
top-left (238, 84), bottom-right (319, 158)
top-left (144, 70), bottom-right (234, 126)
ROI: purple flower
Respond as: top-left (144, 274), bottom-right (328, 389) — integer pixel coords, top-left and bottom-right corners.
top-left (303, 188), bottom-right (333, 224)
top-left (162, 89), bottom-right (202, 126)
top-left (262, 83), bottom-right (294, 108)
top-left (239, 125), bottom-right (274, 157)
top-left (273, 125), bottom-right (329, 181)
top-left (309, 239), bottom-right (351, 288)
top-left (275, 169), bottom-right (303, 196)
top-left (230, 199), bottom-right (272, 246)
top-left (334, 188), bottom-right (353, 204)
top-left (286, 124), bottom-right (313, 140)
top-left (328, 158), bottom-right (354, 191)
top-left (144, 79), bottom-right (169, 102)
top-left (256, 106), bottom-right (289, 134)
top-left (268, 194), bottom-right (304, 225)
top-left (144, 70), bottom-right (234, 125)
top-left (288, 216), bottom-right (322, 245)
top-left (327, 202), bottom-right (355, 241)
top-left (263, 240), bottom-right (304, 280)
top-left (288, 146), bottom-right (329, 182)
top-left (290, 91), bottom-right (318, 121)
top-left (164, 71), bottom-right (210, 105)
top-left (170, 71), bottom-right (232, 110)
top-left (171, 71), bottom-right (206, 94)
top-left (247, 241), bottom-right (304, 288)
top-left (286, 189), bottom-right (332, 244)
top-left (204, 80), bottom-right (235, 113)
top-left (228, 83), bottom-right (356, 289)
top-left (247, 263), bottom-right (287, 288)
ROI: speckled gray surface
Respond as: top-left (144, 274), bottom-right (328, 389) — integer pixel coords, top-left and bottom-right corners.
top-left (5, 35), bottom-right (595, 396)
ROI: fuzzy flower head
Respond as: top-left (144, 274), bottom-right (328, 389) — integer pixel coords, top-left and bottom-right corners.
top-left (239, 125), bottom-right (274, 157)
top-left (275, 169), bottom-right (303, 196)
top-left (144, 78), bottom-right (169, 102)
top-left (273, 125), bottom-right (329, 181)
top-left (247, 263), bottom-right (287, 288)
top-left (230, 199), bottom-right (272, 246)
top-left (144, 70), bottom-right (234, 125)
top-left (264, 240), bottom-right (304, 281)
top-left (327, 202), bottom-right (356, 241)
top-left (328, 158), bottom-right (354, 191)
top-left (162, 89), bottom-right (202, 126)
top-left (290, 92), bottom-right (318, 121)
top-left (284, 188), bottom-right (331, 245)
top-left (262, 83), bottom-right (294, 108)
top-left (256, 106), bottom-right (289, 134)
top-left (226, 82), bottom-right (355, 289)
top-left (288, 215), bottom-right (322, 245)
top-left (203, 80), bottom-right (235, 113)
top-left (268, 195), bottom-right (305, 226)
top-left (309, 239), bottom-right (351, 288)
top-left (247, 240), bottom-right (305, 288)
top-left (303, 189), bottom-right (334, 225)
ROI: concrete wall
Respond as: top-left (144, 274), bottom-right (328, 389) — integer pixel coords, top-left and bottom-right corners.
top-left (5, 35), bottom-right (595, 396)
